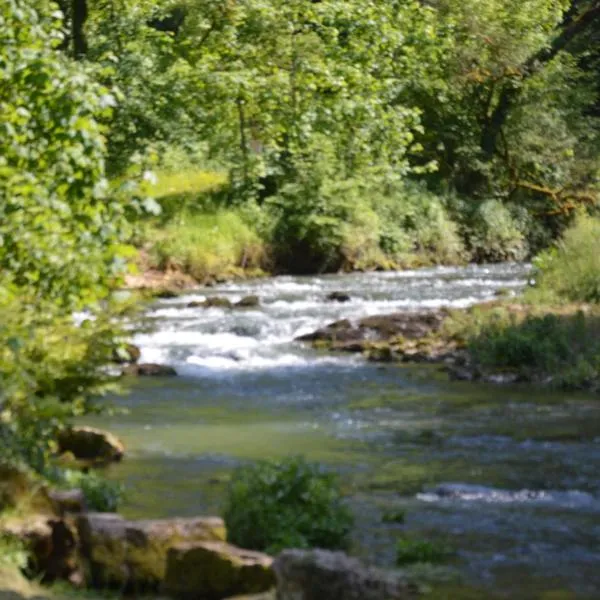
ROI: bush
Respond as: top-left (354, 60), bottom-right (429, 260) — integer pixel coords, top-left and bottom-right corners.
top-left (463, 307), bottom-right (600, 389)
top-left (146, 210), bottom-right (268, 281)
top-left (374, 182), bottom-right (465, 265)
top-left (466, 200), bottom-right (528, 262)
top-left (532, 214), bottom-right (600, 303)
top-left (223, 456), bottom-right (353, 555)
top-left (269, 174), bottom-right (384, 273)
top-left (396, 537), bottom-right (453, 566)
top-left (59, 470), bottom-right (123, 513)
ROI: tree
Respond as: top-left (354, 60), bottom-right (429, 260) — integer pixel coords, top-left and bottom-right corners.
top-left (0, 0), bottom-right (134, 472)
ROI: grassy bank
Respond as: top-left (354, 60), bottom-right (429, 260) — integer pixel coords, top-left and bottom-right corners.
top-left (133, 167), bottom-right (546, 285)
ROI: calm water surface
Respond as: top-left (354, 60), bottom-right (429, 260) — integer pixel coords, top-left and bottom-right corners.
top-left (90, 264), bottom-right (600, 599)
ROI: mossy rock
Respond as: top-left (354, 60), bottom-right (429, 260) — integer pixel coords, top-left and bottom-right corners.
top-left (57, 427), bottom-right (124, 465)
top-left (164, 541), bottom-right (274, 600)
top-left (77, 513), bottom-right (227, 591)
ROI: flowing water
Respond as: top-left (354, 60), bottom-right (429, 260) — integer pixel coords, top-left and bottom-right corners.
top-left (92, 264), bottom-right (600, 599)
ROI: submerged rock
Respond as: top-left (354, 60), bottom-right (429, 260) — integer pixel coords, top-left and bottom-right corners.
top-left (77, 513), bottom-right (226, 591)
top-left (235, 295), bottom-right (260, 308)
top-left (203, 297), bottom-right (234, 309)
top-left (57, 427), bottom-right (124, 464)
top-left (273, 549), bottom-right (419, 600)
top-left (123, 363), bottom-right (177, 377)
top-left (163, 541), bottom-right (275, 599)
top-left (326, 291), bottom-right (351, 303)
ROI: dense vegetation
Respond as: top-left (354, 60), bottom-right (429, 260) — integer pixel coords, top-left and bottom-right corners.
top-left (224, 456), bottom-right (353, 555)
top-left (40, 0), bottom-right (600, 276)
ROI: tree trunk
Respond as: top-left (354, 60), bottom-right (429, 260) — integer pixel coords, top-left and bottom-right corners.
top-left (481, 1), bottom-right (600, 160)
top-left (72, 0), bottom-right (88, 59)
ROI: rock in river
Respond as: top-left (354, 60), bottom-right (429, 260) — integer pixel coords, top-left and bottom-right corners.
top-left (123, 363), bottom-right (177, 377)
top-left (57, 426), bottom-right (124, 464)
top-left (326, 291), bottom-right (351, 303)
top-left (163, 541), bottom-right (275, 599)
top-left (77, 513), bottom-right (226, 591)
top-left (235, 295), bottom-right (260, 308)
top-left (273, 549), bottom-right (419, 600)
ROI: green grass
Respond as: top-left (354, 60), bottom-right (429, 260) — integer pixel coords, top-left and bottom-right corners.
top-left (530, 214), bottom-right (600, 304)
top-left (443, 302), bottom-right (600, 391)
top-left (144, 211), bottom-right (267, 282)
top-left (396, 536), bottom-right (454, 565)
top-left (147, 169), bottom-right (228, 200)
top-left (135, 168), bottom-right (269, 282)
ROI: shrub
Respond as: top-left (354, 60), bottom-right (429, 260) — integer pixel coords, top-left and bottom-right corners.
top-left (269, 174), bottom-right (384, 273)
top-left (374, 182), bottom-right (465, 265)
top-left (59, 470), bottom-right (123, 513)
top-left (223, 456), bottom-right (353, 555)
top-left (462, 307), bottom-right (600, 389)
top-left (468, 200), bottom-right (528, 262)
top-left (396, 537), bottom-right (453, 566)
top-left (532, 214), bottom-right (600, 303)
top-left (146, 210), bottom-right (268, 280)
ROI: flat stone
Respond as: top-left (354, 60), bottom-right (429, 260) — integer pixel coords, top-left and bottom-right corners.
top-left (274, 549), bottom-right (419, 600)
top-left (77, 513), bottom-right (226, 591)
top-left (163, 541), bottom-right (274, 600)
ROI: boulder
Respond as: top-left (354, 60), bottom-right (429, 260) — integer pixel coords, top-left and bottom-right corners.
top-left (296, 319), bottom-right (357, 344)
top-left (2, 516), bottom-right (81, 583)
top-left (123, 363), bottom-right (177, 377)
top-left (235, 295), bottom-right (260, 308)
top-left (163, 541), bottom-right (275, 600)
top-left (203, 297), bottom-right (233, 309)
top-left (77, 513), bottom-right (226, 591)
top-left (297, 312), bottom-right (447, 347)
top-left (273, 549), bottom-right (419, 600)
top-left (49, 489), bottom-right (86, 516)
top-left (326, 291), bottom-right (351, 303)
top-left (57, 427), bottom-right (124, 464)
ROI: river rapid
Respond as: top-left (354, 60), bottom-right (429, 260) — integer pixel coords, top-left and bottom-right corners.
top-left (92, 264), bottom-right (600, 599)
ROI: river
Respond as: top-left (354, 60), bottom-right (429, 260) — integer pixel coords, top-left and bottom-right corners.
top-left (91, 263), bottom-right (600, 599)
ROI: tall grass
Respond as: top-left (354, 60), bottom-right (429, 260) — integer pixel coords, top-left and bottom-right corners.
top-left (531, 214), bottom-right (600, 303)
top-left (146, 211), bottom-right (267, 281)
top-left (136, 168), bottom-right (269, 281)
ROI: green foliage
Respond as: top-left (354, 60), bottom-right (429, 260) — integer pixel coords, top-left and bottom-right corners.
top-left (0, 534), bottom-right (28, 570)
top-left (268, 150), bottom-right (384, 273)
top-left (396, 536), bottom-right (454, 566)
top-left (0, 293), bottom-right (132, 474)
top-left (464, 307), bottom-right (600, 389)
top-left (0, 1), bottom-right (133, 308)
top-left (467, 200), bottom-right (528, 262)
top-left (532, 214), bottom-right (600, 303)
top-left (145, 210), bottom-right (267, 281)
top-left (374, 182), bottom-right (466, 265)
top-left (224, 456), bottom-right (353, 555)
top-left (382, 509), bottom-right (406, 524)
top-left (59, 470), bottom-right (123, 512)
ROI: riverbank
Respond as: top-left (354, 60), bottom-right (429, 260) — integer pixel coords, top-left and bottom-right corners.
top-left (297, 300), bottom-right (600, 392)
